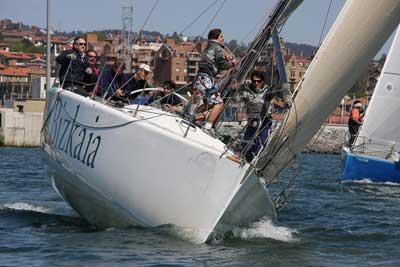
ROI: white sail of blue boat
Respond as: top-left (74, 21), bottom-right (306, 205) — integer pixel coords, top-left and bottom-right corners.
top-left (342, 25), bottom-right (400, 184)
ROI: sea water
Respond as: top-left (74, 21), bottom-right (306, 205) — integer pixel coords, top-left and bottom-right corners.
top-left (1, 148), bottom-right (400, 266)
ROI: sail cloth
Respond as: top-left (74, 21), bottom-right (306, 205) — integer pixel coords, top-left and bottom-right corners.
top-left (254, 0), bottom-right (400, 182)
top-left (353, 26), bottom-right (400, 159)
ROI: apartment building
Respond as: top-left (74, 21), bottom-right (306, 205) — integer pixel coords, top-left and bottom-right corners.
top-left (285, 54), bottom-right (311, 91)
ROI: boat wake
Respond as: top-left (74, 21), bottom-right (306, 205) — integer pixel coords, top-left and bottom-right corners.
top-left (230, 218), bottom-right (298, 243)
top-left (0, 202), bottom-right (88, 231)
top-left (343, 178), bottom-right (400, 187)
top-left (0, 202), bottom-right (53, 214)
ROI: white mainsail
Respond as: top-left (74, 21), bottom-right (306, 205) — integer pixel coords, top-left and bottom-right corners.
top-left (353, 26), bottom-right (400, 159)
top-left (254, 0), bottom-right (400, 181)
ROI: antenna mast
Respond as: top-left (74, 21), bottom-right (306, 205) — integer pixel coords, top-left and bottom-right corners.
top-left (121, 2), bottom-right (134, 72)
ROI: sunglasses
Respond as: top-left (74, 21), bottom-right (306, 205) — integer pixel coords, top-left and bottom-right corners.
top-left (75, 42), bottom-right (86, 46)
top-left (88, 55), bottom-right (97, 59)
top-left (252, 79), bottom-right (263, 83)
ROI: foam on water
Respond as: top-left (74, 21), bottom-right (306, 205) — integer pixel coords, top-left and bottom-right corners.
top-left (231, 219), bottom-right (298, 243)
top-left (344, 178), bottom-right (400, 187)
top-left (1, 202), bottom-right (52, 214)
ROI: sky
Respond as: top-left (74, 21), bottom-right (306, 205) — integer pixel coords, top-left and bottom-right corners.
top-left (0, 0), bottom-right (393, 56)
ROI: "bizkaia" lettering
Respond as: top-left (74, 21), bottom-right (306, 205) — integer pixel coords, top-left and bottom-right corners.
top-left (49, 101), bottom-right (101, 168)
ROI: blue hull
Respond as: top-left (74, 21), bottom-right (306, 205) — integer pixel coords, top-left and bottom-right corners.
top-left (342, 148), bottom-right (400, 184)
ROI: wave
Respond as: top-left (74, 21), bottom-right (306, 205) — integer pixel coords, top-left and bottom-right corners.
top-left (0, 202), bottom-right (52, 214)
top-left (231, 218), bottom-right (298, 243)
top-left (0, 202), bottom-right (79, 218)
top-left (343, 178), bottom-right (400, 187)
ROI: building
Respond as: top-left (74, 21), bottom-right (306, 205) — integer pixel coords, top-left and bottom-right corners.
top-left (153, 38), bottom-right (205, 87)
top-left (284, 54), bottom-right (312, 91)
top-left (31, 76), bottom-right (55, 99)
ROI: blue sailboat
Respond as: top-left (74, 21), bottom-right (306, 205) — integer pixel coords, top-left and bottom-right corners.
top-left (342, 25), bottom-right (400, 184)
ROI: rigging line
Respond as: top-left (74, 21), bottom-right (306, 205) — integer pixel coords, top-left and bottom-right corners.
top-left (201, 0), bottom-right (227, 38)
top-left (317, 0), bottom-right (333, 47)
top-left (139, 0), bottom-right (160, 34)
top-left (123, 107), bottom-right (181, 118)
top-left (91, 60), bottom-right (108, 98)
top-left (102, 61), bottom-right (125, 100)
top-left (254, 98), bottom-right (294, 176)
top-left (273, 159), bottom-right (299, 213)
top-left (58, 96), bottom-right (164, 129)
top-left (234, 11), bottom-right (269, 54)
top-left (148, 83), bottom-right (193, 107)
top-left (179, 0), bottom-right (220, 36)
top-left (263, 97), bottom-right (298, 183)
top-left (106, 73), bottom-right (137, 100)
top-left (61, 59), bottom-right (73, 89)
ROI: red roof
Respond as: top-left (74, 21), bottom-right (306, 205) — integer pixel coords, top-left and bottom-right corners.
top-left (0, 66), bottom-right (45, 77)
top-left (51, 37), bottom-right (69, 44)
top-left (0, 51), bottom-right (33, 60)
top-left (0, 67), bottom-right (29, 77)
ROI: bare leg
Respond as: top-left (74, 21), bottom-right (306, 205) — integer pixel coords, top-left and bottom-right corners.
top-left (207, 103), bottom-right (223, 126)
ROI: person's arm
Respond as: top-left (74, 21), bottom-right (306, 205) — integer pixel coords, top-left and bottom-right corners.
top-left (56, 50), bottom-right (75, 65)
top-left (215, 45), bottom-right (233, 71)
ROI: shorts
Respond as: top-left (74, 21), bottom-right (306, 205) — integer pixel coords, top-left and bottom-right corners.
top-left (194, 73), bottom-right (223, 105)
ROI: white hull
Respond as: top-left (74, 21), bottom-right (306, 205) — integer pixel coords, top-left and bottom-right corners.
top-left (41, 87), bottom-right (277, 243)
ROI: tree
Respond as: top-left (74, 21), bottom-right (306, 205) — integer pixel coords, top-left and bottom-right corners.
top-left (348, 68), bottom-right (369, 98)
top-left (225, 39), bottom-right (247, 57)
top-left (10, 39), bottom-right (45, 53)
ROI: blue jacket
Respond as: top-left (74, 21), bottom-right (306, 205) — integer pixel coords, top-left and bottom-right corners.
top-left (99, 67), bottom-right (133, 98)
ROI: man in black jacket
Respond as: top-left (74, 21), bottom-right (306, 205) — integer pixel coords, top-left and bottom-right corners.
top-left (194, 28), bottom-right (237, 135)
top-left (56, 36), bottom-right (91, 96)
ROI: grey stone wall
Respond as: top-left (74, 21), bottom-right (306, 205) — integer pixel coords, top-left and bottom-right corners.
top-left (304, 125), bottom-right (348, 154)
top-left (219, 122), bottom-right (348, 154)
top-left (0, 108), bottom-right (43, 147)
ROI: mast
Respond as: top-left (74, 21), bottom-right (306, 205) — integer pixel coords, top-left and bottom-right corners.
top-left (220, 0), bottom-right (303, 94)
top-left (254, 0), bottom-right (400, 181)
top-left (46, 0), bottom-right (51, 93)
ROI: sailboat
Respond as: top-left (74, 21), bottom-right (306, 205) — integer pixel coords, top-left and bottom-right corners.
top-left (41, 0), bottom-right (400, 243)
top-left (342, 26), bottom-right (400, 184)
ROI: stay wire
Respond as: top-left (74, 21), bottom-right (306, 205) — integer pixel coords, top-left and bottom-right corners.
top-left (180, 0), bottom-right (220, 36)
top-left (91, 59), bottom-right (108, 98)
top-left (102, 61), bottom-right (125, 100)
top-left (260, 97), bottom-right (298, 185)
top-left (201, 0), bottom-right (227, 38)
top-left (317, 0), bottom-right (333, 47)
top-left (139, 0), bottom-right (160, 35)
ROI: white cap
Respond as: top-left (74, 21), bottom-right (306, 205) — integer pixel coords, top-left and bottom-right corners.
top-left (353, 103), bottom-right (362, 108)
top-left (138, 64), bottom-right (151, 73)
